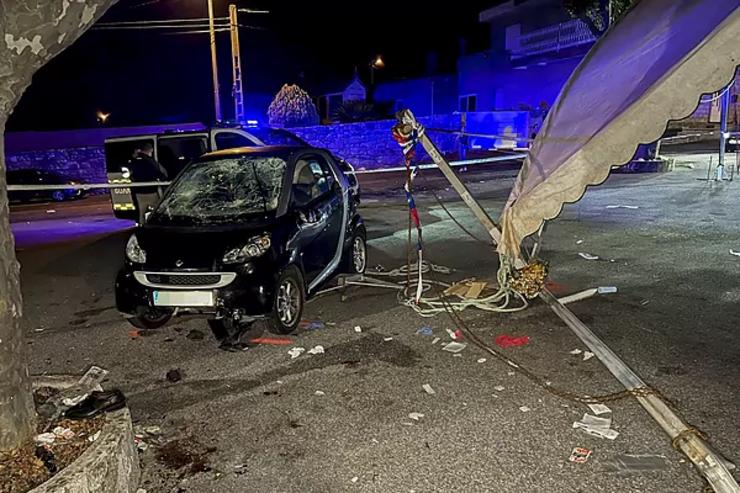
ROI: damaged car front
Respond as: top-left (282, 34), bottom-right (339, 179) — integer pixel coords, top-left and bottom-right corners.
top-left (115, 146), bottom-right (366, 343)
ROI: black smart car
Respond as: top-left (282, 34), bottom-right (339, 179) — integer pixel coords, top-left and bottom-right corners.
top-left (115, 146), bottom-right (366, 341)
top-left (7, 169), bottom-right (86, 203)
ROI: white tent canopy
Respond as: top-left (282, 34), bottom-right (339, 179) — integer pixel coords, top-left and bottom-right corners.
top-left (498, 0), bottom-right (740, 259)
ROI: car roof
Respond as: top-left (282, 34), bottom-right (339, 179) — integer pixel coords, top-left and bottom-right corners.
top-left (201, 145), bottom-right (314, 159)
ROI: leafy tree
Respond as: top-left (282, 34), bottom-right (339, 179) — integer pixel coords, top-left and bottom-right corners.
top-left (564, 0), bottom-right (636, 37)
top-left (267, 84), bottom-right (320, 128)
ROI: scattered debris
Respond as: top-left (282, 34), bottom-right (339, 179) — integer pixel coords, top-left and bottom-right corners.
top-left (431, 337), bottom-right (440, 345)
top-left (299, 320), bottom-right (325, 330)
top-left (576, 239), bottom-right (584, 245)
top-left (35, 432), bottom-right (57, 445)
top-left (87, 430), bottom-right (101, 443)
top-left (354, 326), bottom-right (362, 333)
top-left (351, 476), bottom-right (359, 483)
top-left (602, 454), bottom-right (668, 474)
top-left (598, 286), bottom-right (618, 294)
top-left (288, 347), bottom-right (305, 359)
top-left (408, 412), bottom-right (424, 421)
top-left (569, 447), bottom-right (593, 464)
top-left (495, 334), bottom-right (530, 348)
top-left (137, 489), bottom-right (148, 493)
top-left (588, 403), bottom-right (612, 415)
top-left (578, 252), bottom-right (600, 261)
top-left (441, 341), bottom-right (467, 353)
top-left (383, 337), bottom-right (393, 342)
top-left (730, 250), bottom-right (740, 257)
top-left (128, 329), bottom-right (141, 339)
top-left (453, 354), bottom-right (462, 358)
top-left (573, 413), bottom-right (619, 440)
top-left (477, 358), bottom-right (487, 363)
top-left (464, 281), bottom-right (487, 299)
top-left (307, 345), bottom-right (325, 355)
top-left (134, 435), bottom-right (149, 452)
top-left (144, 426), bottom-right (162, 436)
top-left (569, 348), bottom-right (583, 355)
top-left (507, 371), bottom-right (515, 376)
top-left (422, 384), bottom-right (436, 395)
top-left (51, 427), bottom-right (75, 440)
top-left (186, 329), bottom-right (205, 341)
top-left (314, 390), bottom-right (325, 396)
top-left (416, 327), bottom-right (433, 336)
top-left (248, 337), bottom-right (293, 346)
top-left (166, 369), bottom-right (183, 383)
top-left (494, 385), bottom-right (505, 392)
top-left (606, 205), bottom-right (639, 209)
top-left (519, 406), bottom-right (531, 413)
top-left (583, 351), bottom-right (595, 361)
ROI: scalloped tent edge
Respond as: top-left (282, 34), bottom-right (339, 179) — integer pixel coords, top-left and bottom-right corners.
top-left (498, 0), bottom-right (740, 259)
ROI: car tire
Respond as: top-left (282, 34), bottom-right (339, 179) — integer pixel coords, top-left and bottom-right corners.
top-left (342, 229), bottom-right (367, 274)
top-left (127, 306), bottom-right (173, 330)
top-left (266, 265), bottom-right (305, 335)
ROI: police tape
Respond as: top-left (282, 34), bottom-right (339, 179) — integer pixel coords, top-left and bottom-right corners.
top-left (5, 154), bottom-right (527, 191)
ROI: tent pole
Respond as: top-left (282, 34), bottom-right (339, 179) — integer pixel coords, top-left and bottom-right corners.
top-left (400, 109), bottom-right (740, 493)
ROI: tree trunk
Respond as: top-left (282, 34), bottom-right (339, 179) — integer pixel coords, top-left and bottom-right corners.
top-left (0, 0), bottom-right (117, 451)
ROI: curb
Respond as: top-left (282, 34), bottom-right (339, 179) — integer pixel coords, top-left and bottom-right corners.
top-left (29, 376), bottom-right (140, 493)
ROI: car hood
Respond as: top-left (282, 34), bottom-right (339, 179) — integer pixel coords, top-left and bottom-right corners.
top-left (136, 222), bottom-right (275, 270)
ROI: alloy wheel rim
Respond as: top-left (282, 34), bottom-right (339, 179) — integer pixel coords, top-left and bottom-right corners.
top-left (353, 237), bottom-right (366, 273)
top-left (277, 279), bottom-right (299, 325)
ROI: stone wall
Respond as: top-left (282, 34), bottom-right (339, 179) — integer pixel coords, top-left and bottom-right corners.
top-left (5, 147), bottom-right (107, 185)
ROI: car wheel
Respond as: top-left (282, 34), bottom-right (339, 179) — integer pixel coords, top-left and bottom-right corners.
top-left (127, 306), bottom-right (173, 330)
top-left (266, 266), bottom-right (304, 335)
top-left (343, 229), bottom-right (367, 274)
top-left (51, 190), bottom-right (65, 202)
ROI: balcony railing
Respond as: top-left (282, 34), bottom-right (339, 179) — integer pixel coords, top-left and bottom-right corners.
top-left (510, 19), bottom-right (596, 59)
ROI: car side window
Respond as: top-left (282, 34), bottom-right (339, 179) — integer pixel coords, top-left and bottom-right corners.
top-left (292, 157), bottom-right (333, 207)
top-left (214, 131), bottom-right (260, 150)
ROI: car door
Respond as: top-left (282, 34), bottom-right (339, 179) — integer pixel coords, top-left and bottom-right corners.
top-left (290, 154), bottom-right (343, 284)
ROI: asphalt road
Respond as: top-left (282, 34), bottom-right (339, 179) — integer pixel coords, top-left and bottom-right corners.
top-left (12, 153), bottom-right (740, 492)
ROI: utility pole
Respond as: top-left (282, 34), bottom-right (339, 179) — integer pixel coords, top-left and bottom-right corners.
top-left (717, 84), bottom-right (732, 180)
top-left (207, 0), bottom-right (223, 122)
top-left (229, 4), bottom-right (245, 123)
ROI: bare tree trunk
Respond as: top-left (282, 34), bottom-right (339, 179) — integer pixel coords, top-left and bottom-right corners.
top-left (0, 0), bottom-right (117, 451)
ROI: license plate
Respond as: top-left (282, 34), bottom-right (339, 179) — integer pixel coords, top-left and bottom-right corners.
top-left (153, 290), bottom-right (214, 307)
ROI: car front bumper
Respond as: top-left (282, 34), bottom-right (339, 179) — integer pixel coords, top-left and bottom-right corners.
top-left (115, 267), bottom-right (275, 319)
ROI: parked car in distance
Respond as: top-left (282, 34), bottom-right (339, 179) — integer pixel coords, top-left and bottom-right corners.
top-left (115, 145), bottom-right (366, 346)
top-left (7, 169), bottom-right (86, 203)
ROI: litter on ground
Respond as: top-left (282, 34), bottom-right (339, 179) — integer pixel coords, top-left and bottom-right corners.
top-left (383, 337), bottom-right (393, 342)
top-left (606, 204), bottom-right (639, 209)
top-left (583, 351), bottom-right (595, 361)
top-left (598, 286), bottom-right (618, 294)
top-left (431, 337), bottom-right (440, 345)
top-left (354, 326), bottom-right (362, 333)
top-left (477, 358), bottom-right (487, 363)
top-left (307, 345), bottom-right (325, 355)
top-left (578, 252), bottom-right (600, 261)
top-left (602, 454), bottom-right (668, 474)
top-left (408, 412), bottom-right (425, 421)
top-left (249, 337), bottom-right (293, 346)
top-left (588, 403), bottom-right (612, 415)
top-left (314, 390), bottom-right (325, 396)
top-left (573, 413), bottom-right (619, 440)
top-left (569, 348), bottom-right (583, 355)
top-left (730, 250), bottom-right (740, 257)
top-left (422, 384), bottom-right (436, 395)
top-left (494, 385), bottom-right (505, 392)
top-left (569, 447), bottom-right (593, 464)
top-left (441, 341), bottom-right (467, 353)
top-left (519, 406), bottom-right (531, 412)
top-left (495, 334), bottom-right (530, 348)
top-left (416, 326), bottom-right (433, 336)
top-left (351, 477), bottom-right (359, 483)
top-left (288, 347), bottom-right (305, 359)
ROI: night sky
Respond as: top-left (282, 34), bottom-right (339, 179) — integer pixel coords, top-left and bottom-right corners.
top-left (8, 0), bottom-right (496, 131)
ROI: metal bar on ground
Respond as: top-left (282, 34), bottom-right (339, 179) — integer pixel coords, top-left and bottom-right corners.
top-left (397, 108), bottom-right (739, 493)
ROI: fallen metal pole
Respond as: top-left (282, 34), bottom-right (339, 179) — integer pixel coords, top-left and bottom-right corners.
top-left (398, 109), bottom-right (739, 492)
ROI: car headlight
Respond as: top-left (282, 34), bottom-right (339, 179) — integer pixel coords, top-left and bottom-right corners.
top-left (126, 234), bottom-right (146, 263)
top-left (222, 234), bottom-right (271, 264)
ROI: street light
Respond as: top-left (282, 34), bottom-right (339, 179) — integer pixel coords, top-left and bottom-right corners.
top-left (96, 110), bottom-right (110, 124)
top-left (370, 55), bottom-right (384, 85)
